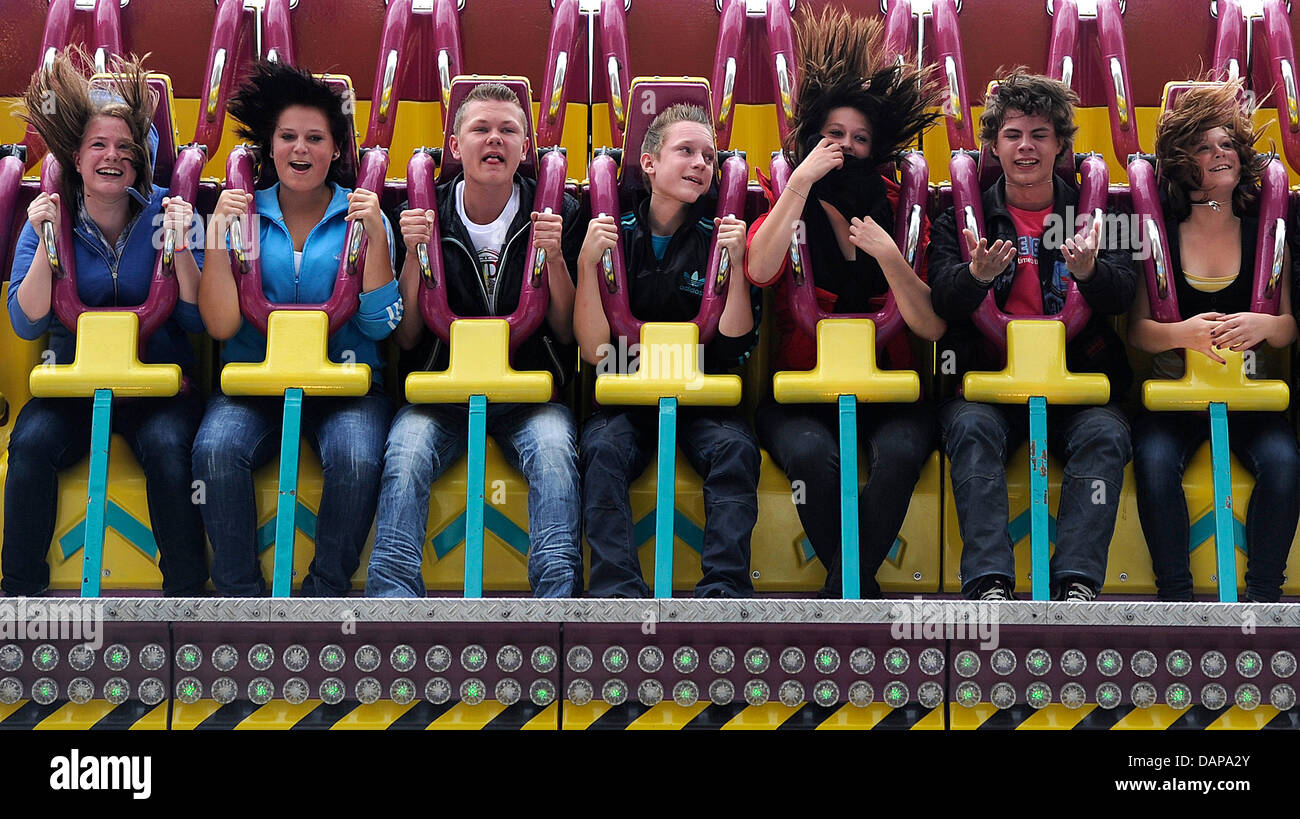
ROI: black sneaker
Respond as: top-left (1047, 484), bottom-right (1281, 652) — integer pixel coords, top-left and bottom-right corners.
top-left (1057, 580), bottom-right (1098, 602)
top-left (974, 576), bottom-right (1014, 601)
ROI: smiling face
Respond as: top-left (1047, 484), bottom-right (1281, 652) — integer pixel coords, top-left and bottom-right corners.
top-left (1191, 126), bottom-right (1241, 196)
top-left (641, 121), bottom-right (716, 205)
top-left (450, 99), bottom-right (529, 186)
top-left (74, 115), bottom-right (139, 200)
top-left (992, 108), bottom-right (1064, 190)
top-left (271, 104), bottom-right (338, 193)
top-left (820, 106), bottom-right (873, 160)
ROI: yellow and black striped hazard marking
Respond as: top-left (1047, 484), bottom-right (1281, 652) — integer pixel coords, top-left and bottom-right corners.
top-left (0, 700), bottom-right (167, 730)
top-left (561, 701), bottom-right (945, 730)
top-left (950, 702), bottom-right (1300, 730)
top-left (171, 700), bottom-right (559, 730)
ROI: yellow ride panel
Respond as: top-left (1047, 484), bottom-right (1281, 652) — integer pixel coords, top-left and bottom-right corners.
top-left (1143, 348), bottom-right (1289, 412)
top-left (405, 319), bottom-right (552, 404)
top-left (595, 322), bottom-right (742, 406)
top-left (772, 319), bottom-right (920, 404)
top-left (29, 312), bottom-right (181, 398)
top-left (963, 320), bottom-right (1110, 405)
top-left (221, 310), bottom-right (371, 397)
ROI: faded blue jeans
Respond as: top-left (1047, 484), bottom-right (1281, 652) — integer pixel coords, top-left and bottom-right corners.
top-left (192, 390), bottom-right (392, 597)
top-left (940, 398), bottom-right (1131, 596)
top-left (365, 401), bottom-right (581, 598)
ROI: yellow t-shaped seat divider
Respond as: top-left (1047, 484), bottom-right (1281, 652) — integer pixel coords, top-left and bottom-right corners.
top-left (220, 310), bottom-right (371, 397)
top-left (594, 322), bottom-right (741, 407)
top-left (29, 312), bottom-right (180, 398)
top-left (1143, 348), bottom-right (1289, 412)
top-left (405, 319), bottom-right (553, 404)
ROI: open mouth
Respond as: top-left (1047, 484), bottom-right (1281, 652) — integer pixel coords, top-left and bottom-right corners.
top-left (288, 160), bottom-right (312, 173)
top-left (1208, 164), bottom-right (1232, 172)
top-left (482, 152), bottom-right (505, 165)
top-left (95, 167), bottom-right (124, 177)
top-left (1014, 158), bottom-right (1038, 167)
top-left (683, 175), bottom-right (705, 186)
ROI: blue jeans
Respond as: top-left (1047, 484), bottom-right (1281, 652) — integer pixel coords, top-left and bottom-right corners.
top-left (1134, 410), bottom-right (1299, 602)
top-left (580, 407), bottom-right (759, 598)
top-left (940, 398), bottom-right (1131, 597)
top-left (2, 392), bottom-right (208, 596)
top-left (366, 401), bottom-right (581, 598)
top-left (756, 400), bottom-right (936, 598)
top-left (192, 390), bottom-right (391, 596)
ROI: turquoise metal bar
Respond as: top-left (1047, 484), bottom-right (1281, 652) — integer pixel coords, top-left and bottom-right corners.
top-left (838, 394), bottom-right (860, 599)
top-left (1208, 402), bottom-right (1238, 603)
top-left (464, 394), bottom-right (488, 598)
top-left (654, 396), bottom-right (678, 598)
top-left (80, 388), bottom-right (114, 598)
top-left (271, 388), bottom-right (304, 598)
top-left (1028, 395), bottom-right (1049, 601)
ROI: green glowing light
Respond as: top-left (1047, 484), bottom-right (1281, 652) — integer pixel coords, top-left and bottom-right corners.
top-left (327, 651), bottom-right (340, 663)
top-left (537, 690), bottom-right (549, 700)
top-left (611, 656), bottom-right (623, 666)
top-left (40, 684), bottom-right (52, 696)
top-left (1101, 690), bottom-right (1114, 701)
top-left (112, 651), bottom-right (124, 664)
top-left (1173, 657), bottom-right (1185, 668)
top-left (751, 686), bottom-right (763, 697)
top-left (326, 684), bottom-right (340, 696)
top-left (961, 689), bottom-right (974, 700)
top-left (891, 657), bottom-right (902, 667)
top-left (961, 657), bottom-right (973, 667)
top-left (467, 684), bottom-right (481, 697)
top-left (469, 653), bottom-right (483, 664)
top-left (820, 656), bottom-right (831, 666)
top-left (1242, 691), bottom-right (1254, 701)
top-left (1031, 690), bottom-right (1044, 701)
top-left (184, 650), bottom-right (196, 662)
top-left (1032, 657), bottom-right (1044, 668)
top-left (1244, 658), bottom-right (1256, 668)
top-left (109, 685), bottom-right (121, 697)
top-left (183, 683), bottom-right (196, 696)
top-left (256, 651), bottom-right (268, 664)
top-left (1102, 658), bottom-right (1115, 669)
top-left (610, 686), bottom-right (622, 696)
top-left (1171, 690), bottom-right (1185, 702)
top-left (818, 689), bottom-right (832, 701)
top-left (538, 656), bottom-right (551, 666)
top-left (256, 684), bottom-right (267, 697)
top-left (40, 651), bottom-right (51, 664)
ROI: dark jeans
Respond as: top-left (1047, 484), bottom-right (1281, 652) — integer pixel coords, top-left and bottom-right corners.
top-left (756, 400), bottom-right (936, 598)
top-left (2, 392), bottom-right (208, 596)
top-left (192, 390), bottom-right (392, 597)
top-left (940, 398), bottom-right (1131, 597)
top-left (580, 407), bottom-right (759, 598)
top-left (1134, 410), bottom-right (1299, 602)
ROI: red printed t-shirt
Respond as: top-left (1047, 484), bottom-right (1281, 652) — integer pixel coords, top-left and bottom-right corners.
top-left (1003, 203), bottom-right (1052, 315)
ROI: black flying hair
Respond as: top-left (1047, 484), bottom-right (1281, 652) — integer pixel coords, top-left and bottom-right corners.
top-left (228, 60), bottom-right (351, 183)
top-left (786, 5), bottom-right (944, 166)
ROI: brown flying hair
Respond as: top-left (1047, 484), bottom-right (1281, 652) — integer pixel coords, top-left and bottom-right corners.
top-left (1155, 80), bottom-right (1264, 221)
top-left (785, 5), bottom-right (943, 167)
top-left (229, 60), bottom-right (352, 185)
top-left (978, 67), bottom-right (1078, 158)
top-left (20, 45), bottom-right (156, 208)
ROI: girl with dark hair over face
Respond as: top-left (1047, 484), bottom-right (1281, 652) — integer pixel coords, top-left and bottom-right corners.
top-left (193, 61), bottom-right (401, 597)
top-left (1129, 81), bottom-right (1299, 602)
top-left (3, 48), bottom-right (207, 596)
top-left (743, 7), bottom-right (945, 598)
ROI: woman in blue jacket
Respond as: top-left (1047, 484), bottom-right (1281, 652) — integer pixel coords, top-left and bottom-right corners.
top-left (4, 51), bottom-right (207, 596)
top-left (193, 62), bottom-right (401, 597)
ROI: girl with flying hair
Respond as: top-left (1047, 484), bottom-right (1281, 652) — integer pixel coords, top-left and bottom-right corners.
top-left (1129, 80), bottom-right (1299, 602)
top-left (3, 48), bottom-right (208, 596)
top-left (745, 6), bottom-right (945, 598)
top-left (192, 61), bottom-right (400, 597)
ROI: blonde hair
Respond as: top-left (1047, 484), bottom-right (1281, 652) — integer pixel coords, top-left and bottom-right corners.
top-left (20, 45), bottom-right (156, 206)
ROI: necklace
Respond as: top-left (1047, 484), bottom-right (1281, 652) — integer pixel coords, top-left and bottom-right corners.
top-left (1192, 200), bottom-right (1223, 212)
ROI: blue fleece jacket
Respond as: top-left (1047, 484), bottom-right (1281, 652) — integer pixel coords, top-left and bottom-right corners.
top-left (8, 186), bottom-right (205, 373)
top-left (218, 182), bottom-right (401, 384)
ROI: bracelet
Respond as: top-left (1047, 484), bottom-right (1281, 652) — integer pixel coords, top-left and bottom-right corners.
top-left (786, 186), bottom-right (807, 201)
